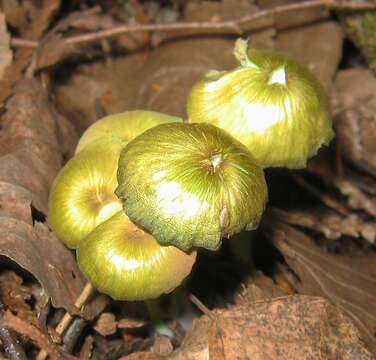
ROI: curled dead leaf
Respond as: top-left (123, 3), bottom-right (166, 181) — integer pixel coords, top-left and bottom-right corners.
top-left (0, 11), bottom-right (12, 80)
top-left (335, 68), bottom-right (376, 175)
top-left (266, 214), bottom-right (376, 354)
top-left (0, 79), bottom-right (106, 318)
top-left (171, 296), bottom-right (372, 360)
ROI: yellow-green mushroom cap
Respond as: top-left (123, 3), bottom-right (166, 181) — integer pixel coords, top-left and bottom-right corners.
top-left (48, 137), bottom-right (124, 248)
top-left (75, 110), bottom-right (183, 154)
top-left (187, 38), bottom-right (334, 169)
top-left (116, 122), bottom-right (267, 251)
top-left (77, 211), bottom-right (197, 301)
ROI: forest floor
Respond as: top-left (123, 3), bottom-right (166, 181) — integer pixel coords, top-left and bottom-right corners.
top-left (0, 0), bottom-right (375, 359)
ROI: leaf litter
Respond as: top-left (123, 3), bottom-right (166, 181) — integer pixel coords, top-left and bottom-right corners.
top-left (0, 0), bottom-right (375, 358)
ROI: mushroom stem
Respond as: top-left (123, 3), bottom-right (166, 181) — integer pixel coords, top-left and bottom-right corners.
top-left (229, 231), bottom-right (254, 264)
top-left (36, 283), bottom-right (95, 360)
top-left (145, 299), bottom-right (164, 324)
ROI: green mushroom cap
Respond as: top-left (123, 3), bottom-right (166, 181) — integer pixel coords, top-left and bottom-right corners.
top-left (116, 122), bottom-right (268, 251)
top-left (75, 110), bottom-right (183, 154)
top-left (48, 137), bottom-right (124, 248)
top-left (77, 211), bottom-right (197, 301)
top-left (187, 38), bottom-right (334, 169)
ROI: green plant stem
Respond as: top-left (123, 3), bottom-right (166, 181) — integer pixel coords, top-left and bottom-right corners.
top-left (145, 299), bottom-right (164, 324)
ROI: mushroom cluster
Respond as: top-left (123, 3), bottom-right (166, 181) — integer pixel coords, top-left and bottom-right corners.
top-left (48, 39), bottom-right (333, 303)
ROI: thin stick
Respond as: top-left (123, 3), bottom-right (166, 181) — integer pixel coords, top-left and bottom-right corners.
top-left (36, 283), bottom-right (94, 360)
top-left (55, 283), bottom-right (94, 335)
top-left (188, 293), bottom-right (217, 324)
top-left (10, 0), bottom-right (376, 48)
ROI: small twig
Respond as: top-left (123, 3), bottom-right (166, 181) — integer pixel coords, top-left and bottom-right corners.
top-left (10, 38), bottom-right (38, 48)
top-left (188, 294), bottom-right (225, 355)
top-left (36, 283), bottom-right (94, 360)
top-left (10, 0), bottom-right (376, 49)
top-left (55, 283), bottom-right (94, 337)
top-left (188, 293), bottom-right (217, 323)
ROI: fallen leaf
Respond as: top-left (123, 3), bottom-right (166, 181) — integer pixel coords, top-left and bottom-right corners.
top-left (117, 317), bottom-right (147, 329)
top-left (152, 336), bottom-right (173, 356)
top-left (274, 207), bottom-right (376, 244)
top-left (0, 271), bottom-right (32, 321)
top-left (234, 270), bottom-right (286, 305)
top-left (4, 311), bottom-right (65, 360)
top-left (54, 37), bottom-right (238, 131)
top-left (94, 313), bottom-right (117, 336)
top-left (1, 0), bottom-right (28, 30)
top-left (171, 296), bottom-right (372, 359)
top-left (119, 353), bottom-right (163, 360)
top-left (266, 215), bottom-right (376, 353)
top-left (0, 79), bottom-right (106, 318)
top-left (335, 68), bottom-right (376, 175)
top-left (259, 0), bottom-right (329, 30)
top-left (0, 12), bottom-right (12, 80)
top-left (334, 178), bottom-right (376, 218)
top-left (184, 0), bottom-right (258, 22)
top-left (79, 335), bottom-right (94, 360)
top-left (0, 0), bottom-right (60, 105)
top-left (35, 35), bottom-right (78, 71)
top-left (33, 7), bottom-right (149, 72)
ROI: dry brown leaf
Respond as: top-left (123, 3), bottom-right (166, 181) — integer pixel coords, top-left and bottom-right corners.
top-left (274, 207), bottom-right (376, 244)
top-left (0, 79), bottom-right (106, 318)
top-left (94, 313), bottom-right (117, 336)
top-left (35, 35), bottom-right (78, 71)
top-left (334, 178), bottom-right (376, 218)
top-left (171, 296), bottom-right (372, 360)
top-left (184, 0), bottom-right (258, 22)
top-left (152, 336), bottom-right (174, 356)
top-left (79, 335), bottom-right (94, 360)
top-left (4, 310), bottom-right (65, 360)
top-left (0, 0), bottom-right (60, 105)
top-left (259, 0), bottom-right (329, 30)
top-left (119, 353), bottom-right (164, 360)
top-left (266, 216), bottom-right (376, 353)
top-left (234, 270), bottom-right (286, 305)
top-left (117, 317), bottom-right (147, 329)
top-left (0, 12), bottom-right (12, 80)
top-left (0, 271), bottom-right (33, 321)
top-left (1, 0), bottom-right (28, 30)
top-left (335, 68), bottom-right (376, 175)
top-left (33, 7), bottom-right (149, 71)
top-left (54, 37), bottom-right (238, 131)
top-left (24, 0), bottom-right (61, 40)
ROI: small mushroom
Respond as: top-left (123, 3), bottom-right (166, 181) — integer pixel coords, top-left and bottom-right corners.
top-left (187, 38), bottom-right (334, 169)
top-left (75, 110), bottom-right (182, 154)
top-left (48, 136), bottom-right (124, 248)
top-left (116, 122), bottom-right (268, 251)
top-left (77, 211), bottom-right (196, 301)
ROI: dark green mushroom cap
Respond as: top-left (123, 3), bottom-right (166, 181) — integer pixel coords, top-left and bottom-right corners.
top-left (116, 122), bottom-right (268, 251)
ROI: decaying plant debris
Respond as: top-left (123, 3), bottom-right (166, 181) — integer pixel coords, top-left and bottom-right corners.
top-left (0, 0), bottom-right (375, 359)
